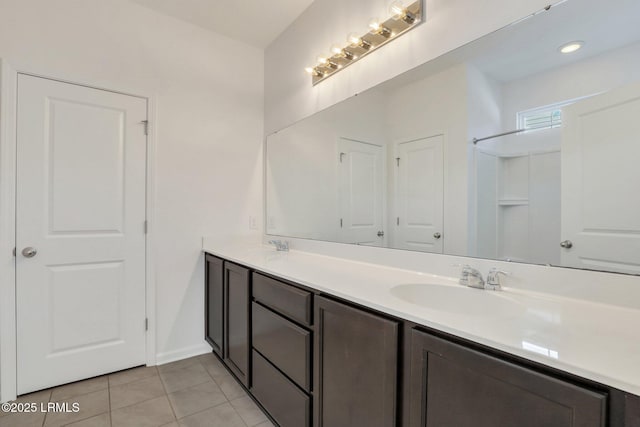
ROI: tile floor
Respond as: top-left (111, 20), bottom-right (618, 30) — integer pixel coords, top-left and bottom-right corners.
top-left (0, 353), bottom-right (275, 427)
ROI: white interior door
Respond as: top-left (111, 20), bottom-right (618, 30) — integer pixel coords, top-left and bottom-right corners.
top-left (16, 74), bottom-right (147, 394)
top-left (338, 138), bottom-right (385, 246)
top-left (395, 135), bottom-right (444, 253)
top-left (561, 82), bottom-right (640, 274)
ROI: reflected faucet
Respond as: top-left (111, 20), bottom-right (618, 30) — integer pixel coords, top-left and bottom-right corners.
top-left (459, 265), bottom-right (485, 289)
top-left (456, 265), bottom-right (509, 291)
top-left (268, 240), bottom-right (289, 252)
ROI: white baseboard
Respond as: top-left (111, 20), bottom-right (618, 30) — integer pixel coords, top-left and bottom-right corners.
top-left (155, 342), bottom-right (212, 366)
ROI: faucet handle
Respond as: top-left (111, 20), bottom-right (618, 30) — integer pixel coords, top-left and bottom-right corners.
top-left (453, 264), bottom-right (472, 285)
top-left (486, 268), bottom-right (510, 290)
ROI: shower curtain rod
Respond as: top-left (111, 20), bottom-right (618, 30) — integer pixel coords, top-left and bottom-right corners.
top-left (473, 128), bottom-right (526, 144)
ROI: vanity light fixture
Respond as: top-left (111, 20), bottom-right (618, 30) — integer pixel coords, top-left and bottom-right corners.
top-left (390, 0), bottom-right (417, 24)
top-left (369, 19), bottom-right (392, 38)
top-left (304, 0), bottom-right (423, 85)
top-left (559, 41), bottom-right (584, 54)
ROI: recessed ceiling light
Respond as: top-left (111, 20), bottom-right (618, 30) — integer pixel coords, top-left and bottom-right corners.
top-left (559, 41), bottom-right (584, 54)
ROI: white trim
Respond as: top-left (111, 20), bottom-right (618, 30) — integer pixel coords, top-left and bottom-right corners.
top-left (0, 63), bottom-right (158, 402)
top-left (0, 60), bottom-right (18, 404)
top-left (145, 96), bottom-right (158, 367)
top-left (155, 343), bottom-right (211, 366)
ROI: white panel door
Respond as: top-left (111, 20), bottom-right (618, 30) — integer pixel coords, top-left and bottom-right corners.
top-left (338, 138), bottom-right (385, 246)
top-left (16, 74), bottom-right (147, 394)
top-left (561, 82), bottom-right (640, 274)
top-left (395, 135), bottom-right (444, 253)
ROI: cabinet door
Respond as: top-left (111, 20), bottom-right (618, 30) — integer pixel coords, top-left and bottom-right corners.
top-left (224, 262), bottom-right (250, 386)
top-left (205, 255), bottom-right (224, 357)
top-left (409, 329), bottom-right (606, 427)
top-left (314, 296), bottom-right (399, 427)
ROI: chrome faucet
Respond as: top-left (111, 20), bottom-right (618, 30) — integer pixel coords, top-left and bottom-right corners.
top-left (268, 240), bottom-right (289, 252)
top-left (486, 268), bottom-right (509, 291)
top-left (456, 265), bottom-right (509, 290)
top-left (459, 265), bottom-right (485, 289)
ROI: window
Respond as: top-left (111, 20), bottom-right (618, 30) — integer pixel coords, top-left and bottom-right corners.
top-left (517, 103), bottom-right (566, 132)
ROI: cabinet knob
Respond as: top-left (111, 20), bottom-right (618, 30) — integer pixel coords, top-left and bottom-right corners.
top-left (433, 232), bottom-right (442, 240)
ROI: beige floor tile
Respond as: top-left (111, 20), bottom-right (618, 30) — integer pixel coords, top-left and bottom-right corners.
top-left (214, 375), bottom-right (247, 401)
top-left (160, 422), bottom-right (179, 427)
top-left (0, 411), bottom-right (46, 427)
top-left (0, 389), bottom-right (51, 420)
top-left (109, 375), bottom-right (166, 410)
top-left (109, 366), bottom-right (158, 387)
top-left (157, 357), bottom-right (200, 374)
top-left (50, 376), bottom-right (108, 401)
top-left (167, 380), bottom-right (227, 419)
top-left (44, 389), bottom-right (109, 427)
top-left (110, 395), bottom-right (175, 427)
top-left (254, 421), bottom-right (276, 427)
top-left (230, 396), bottom-right (268, 426)
top-left (177, 402), bottom-right (246, 427)
top-left (199, 354), bottom-right (229, 379)
top-left (65, 412), bottom-right (111, 427)
top-left (160, 363), bottom-right (210, 394)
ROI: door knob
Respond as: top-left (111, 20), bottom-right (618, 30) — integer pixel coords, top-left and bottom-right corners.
top-left (21, 247), bottom-right (37, 258)
top-left (433, 232), bottom-right (442, 240)
top-left (377, 231), bottom-right (385, 237)
top-left (560, 240), bottom-right (573, 249)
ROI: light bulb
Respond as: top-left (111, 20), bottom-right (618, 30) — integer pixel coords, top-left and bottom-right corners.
top-left (347, 33), bottom-right (362, 46)
top-left (389, 1), bottom-right (405, 16)
top-left (317, 55), bottom-right (328, 64)
top-left (305, 67), bottom-right (314, 74)
top-left (331, 44), bottom-right (343, 55)
top-left (369, 18), bottom-right (381, 32)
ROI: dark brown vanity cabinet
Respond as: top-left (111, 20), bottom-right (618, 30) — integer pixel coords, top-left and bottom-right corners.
top-left (223, 262), bottom-right (251, 387)
top-left (251, 273), bottom-right (313, 427)
top-left (315, 296), bottom-right (400, 427)
top-left (204, 254), bottom-right (224, 357)
top-left (408, 329), bottom-right (607, 427)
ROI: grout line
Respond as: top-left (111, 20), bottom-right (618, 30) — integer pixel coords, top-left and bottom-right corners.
top-left (157, 365), bottom-right (179, 422)
top-left (107, 376), bottom-right (112, 427)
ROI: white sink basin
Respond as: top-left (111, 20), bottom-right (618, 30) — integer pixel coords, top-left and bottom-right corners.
top-left (390, 283), bottom-right (524, 317)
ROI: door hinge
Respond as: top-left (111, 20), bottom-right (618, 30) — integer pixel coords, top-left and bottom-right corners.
top-left (145, 318), bottom-right (149, 331)
top-left (143, 220), bottom-right (148, 234)
top-left (396, 157), bottom-right (400, 167)
top-left (12, 247), bottom-right (16, 257)
top-left (340, 218), bottom-right (343, 228)
top-left (141, 120), bottom-right (149, 136)
top-left (339, 152), bottom-right (346, 163)
top-left (397, 217), bottom-right (400, 226)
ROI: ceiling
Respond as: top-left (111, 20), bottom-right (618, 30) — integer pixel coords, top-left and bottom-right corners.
top-left (129, 0), bottom-right (314, 48)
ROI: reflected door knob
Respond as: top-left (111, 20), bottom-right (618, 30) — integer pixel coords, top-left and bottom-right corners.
top-left (377, 231), bottom-right (385, 237)
top-left (560, 240), bottom-right (573, 249)
top-left (21, 247), bottom-right (37, 258)
top-left (433, 232), bottom-right (442, 239)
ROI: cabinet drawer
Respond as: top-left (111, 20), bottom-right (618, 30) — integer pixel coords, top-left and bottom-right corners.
top-left (252, 302), bottom-right (311, 391)
top-left (253, 273), bottom-right (312, 326)
top-left (252, 350), bottom-right (311, 427)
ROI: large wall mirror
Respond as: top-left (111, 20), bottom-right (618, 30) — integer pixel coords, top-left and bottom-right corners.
top-left (266, 0), bottom-right (640, 275)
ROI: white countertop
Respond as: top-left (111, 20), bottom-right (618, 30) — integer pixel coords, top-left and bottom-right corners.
top-left (202, 241), bottom-right (640, 396)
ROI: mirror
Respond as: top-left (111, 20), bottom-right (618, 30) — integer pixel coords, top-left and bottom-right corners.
top-left (266, 0), bottom-right (640, 275)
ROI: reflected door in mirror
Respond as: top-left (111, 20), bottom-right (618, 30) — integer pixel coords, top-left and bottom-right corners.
top-left (561, 82), bottom-right (640, 275)
top-left (338, 138), bottom-right (385, 246)
top-left (395, 135), bottom-right (444, 253)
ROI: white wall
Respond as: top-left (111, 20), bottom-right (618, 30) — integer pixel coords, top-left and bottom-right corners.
top-left (0, 0), bottom-right (264, 394)
top-left (266, 90), bottom-right (387, 241)
top-left (264, 0), bottom-right (558, 135)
